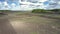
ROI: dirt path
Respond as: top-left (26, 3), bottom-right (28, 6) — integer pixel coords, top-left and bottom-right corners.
top-left (0, 15), bottom-right (16, 34)
top-left (0, 13), bottom-right (60, 34)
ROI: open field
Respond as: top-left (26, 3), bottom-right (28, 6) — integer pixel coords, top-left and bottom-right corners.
top-left (0, 11), bottom-right (60, 34)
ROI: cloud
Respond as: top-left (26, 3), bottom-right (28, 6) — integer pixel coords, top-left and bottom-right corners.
top-left (58, 1), bottom-right (60, 4)
top-left (39, 0), bottom-right (48, 2)
top-left (0, 0), bottom-right (60, 10)
top-left (0, 0), bottom-right (47, 10)
top-left (45, 0), bottom-right (60, 9)
top-left (0, 1), bottom-right (2, 4)
top-left (18, 0), bottom-right (46, 10)
top-left (3, 1), bottom-right (8, 6)
top-left (11, 3), bottom-right (16, 6)
top-left (0, 1), bottom-right (11, 10)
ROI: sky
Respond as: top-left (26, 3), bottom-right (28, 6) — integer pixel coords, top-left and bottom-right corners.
top-left (0, 0), bottom-right (60, 10)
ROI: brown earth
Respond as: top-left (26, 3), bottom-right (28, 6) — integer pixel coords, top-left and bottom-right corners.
top-left (0, 12), bottom-right (60, 34)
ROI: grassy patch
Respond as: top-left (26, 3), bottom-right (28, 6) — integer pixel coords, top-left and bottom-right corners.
top-left (30, 32), bottom-right (37, 34)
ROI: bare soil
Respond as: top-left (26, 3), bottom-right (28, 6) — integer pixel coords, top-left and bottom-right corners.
top-left (0, 12), bottom-right (60, 34)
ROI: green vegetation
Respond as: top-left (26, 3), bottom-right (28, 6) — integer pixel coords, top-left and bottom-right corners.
top-left (32, 9), bottom-right (47, 13)
top-left (32, 9), bottom-right (60, 14)
top-left (0, 10), bottom-right (10, 16)
top-left (0, 10), bottom-right (10, 13)
top-left (32, 9), bottom-right (60, 19)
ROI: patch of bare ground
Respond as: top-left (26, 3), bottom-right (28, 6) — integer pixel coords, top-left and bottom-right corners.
top-left (8, 13), bottom-right (60, 34)
top-left (0, 13), bottom-right (60, 34)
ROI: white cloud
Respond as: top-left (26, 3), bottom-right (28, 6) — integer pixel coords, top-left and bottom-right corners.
top-left (0, 1), bottom-right (11, 10)
top-left (0, 0), bottom-right (60, 10)
top-left (58, 1), bottom-right (60, 4)
top-left (18, 0), bottom-right (45, 10)
top-left (39, 0), bottom-right (48, 2)
top-left (45, 0), bottom-right (60, 9)
top-left (0, 2), bottom-right (2, 5)
top-left (0, 0), bottom-right (47, 10)
top-left (11, 3), bottom-right (16, 7)
top-left (11, 6), bottom-right (20, 10)
top-left (3, 1), bottom-right (8, 6)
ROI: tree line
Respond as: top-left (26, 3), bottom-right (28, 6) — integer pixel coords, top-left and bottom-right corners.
top-left (32, 9), bottom-right (60, 14)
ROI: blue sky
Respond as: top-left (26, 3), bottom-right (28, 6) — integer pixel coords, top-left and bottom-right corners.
top-left (0, 0), bottom-right (60, 10)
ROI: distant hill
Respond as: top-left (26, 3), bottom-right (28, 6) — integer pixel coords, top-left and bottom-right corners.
top-left (32, 9), bottom-right (60, 14)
